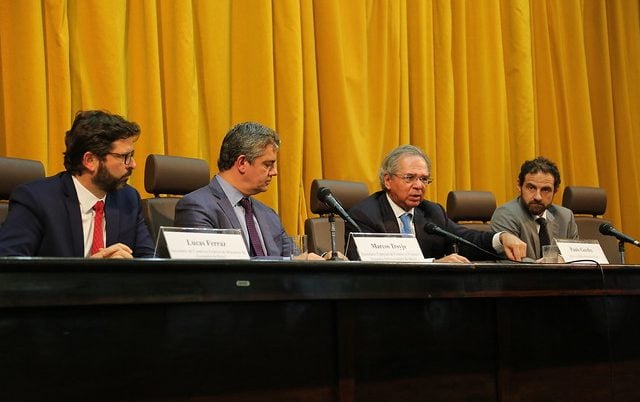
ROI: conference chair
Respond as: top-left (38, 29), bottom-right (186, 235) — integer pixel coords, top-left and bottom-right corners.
top-left (305, 179), bottom-right (369, 255)
top-left (0, 156), bottom-right (46, 225)
top-left (446, 190), bottom-right (497, 232)
top-left (562, 186), bottom-right (622, 264)
top-left (142, 154), bottom-right (211, 241)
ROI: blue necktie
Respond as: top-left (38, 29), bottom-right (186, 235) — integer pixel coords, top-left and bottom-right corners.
top-left (400, 213), bottom-right (413, 234)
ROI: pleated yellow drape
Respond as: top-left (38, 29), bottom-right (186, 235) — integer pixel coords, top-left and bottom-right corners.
top-left (1, 0), bottom-right (639, 262)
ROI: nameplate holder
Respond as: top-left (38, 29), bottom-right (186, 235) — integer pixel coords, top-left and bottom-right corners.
top-left (155, 226), bottom-right (250, 260)
top-left (348, 232), bottom-right (425, 262)
top-left (555, 239), bottom-right (609, 264)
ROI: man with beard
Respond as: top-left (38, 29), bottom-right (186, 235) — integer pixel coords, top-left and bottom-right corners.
top-left (491, 156), bottom-right (578, 261)
top-left (174, 122), bottom-right (291, 257)
top-left (0, 110), bottom-right (154, 258)
top-left (344, 145), bottom-right (527, 262)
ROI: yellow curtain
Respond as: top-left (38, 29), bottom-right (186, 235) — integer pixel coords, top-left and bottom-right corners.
top-left (1, 0), bottom-right (639, 262)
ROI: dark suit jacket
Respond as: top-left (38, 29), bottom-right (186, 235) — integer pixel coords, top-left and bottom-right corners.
top-left (0, 172), bottom-right (155, 257)
top-left (174, 176), bottom-right (290, 257)
top-left (345, 191), bottom-right (496, 261)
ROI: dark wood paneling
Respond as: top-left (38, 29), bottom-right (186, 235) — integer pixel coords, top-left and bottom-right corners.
top-left (2, 259), bottom-right (640, 401)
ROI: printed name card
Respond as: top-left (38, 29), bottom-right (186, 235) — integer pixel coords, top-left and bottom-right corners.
top-left (555, 239), bottom-right (609, 264)
top-left (349, 233), bottom-right (425, 262)
top-left (158, 227), bottom-right (250, 260)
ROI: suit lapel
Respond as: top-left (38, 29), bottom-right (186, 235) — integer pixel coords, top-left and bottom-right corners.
top-left (378, 195), bottom-right (401, 233)
top-left (545, 208), bottom-right (558, 242)
top-left (209, 178), bottom-right (251, 251)
top-left (413, 205), bottom-right (431, 249)
top-left (61, 174), bottom-right (85, 256)
top-left (253, 204), bottom-right (277, 255)
top-left (104, 192), bottom-right (119, 246)
top-left (209, 179), bottom-right (242, 229)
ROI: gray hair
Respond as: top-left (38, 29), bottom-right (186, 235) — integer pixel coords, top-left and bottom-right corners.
top-left (378, 145), bottom-right (431, 190)
top-left (217, 122), bottom-right (280, 171)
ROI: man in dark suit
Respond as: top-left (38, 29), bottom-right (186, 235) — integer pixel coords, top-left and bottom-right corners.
top-left (0, 110), bottom-right (154, 258)
top-left (345, 145), bottom-right (527, 262)
top-left (174, 122), bottom-right (290, 257)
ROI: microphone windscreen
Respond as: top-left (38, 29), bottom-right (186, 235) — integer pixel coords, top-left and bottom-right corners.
top-left (599, 223), bottom-right (613, 235)
top-left (424, 222), bottom-right (439, 234)
top-left (317, 187), bottom-right (331, 202)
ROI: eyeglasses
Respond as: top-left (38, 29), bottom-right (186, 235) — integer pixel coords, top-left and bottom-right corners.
top-left (107, 150), bottom-right (135, 165)
top-left (392, 173), bottom-right (433, 185)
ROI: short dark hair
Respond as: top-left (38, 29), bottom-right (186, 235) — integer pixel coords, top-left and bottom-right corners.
top-left (518, 156), bottom-right (561, 190)
top-left (217, 122), bottom-right (280, 171)
top-left (63, 110), bottom-right (140, 175)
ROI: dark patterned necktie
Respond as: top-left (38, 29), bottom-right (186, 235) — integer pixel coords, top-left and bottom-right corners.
top-left (536, 217), bottom-right (550, 256)
top-left (239, 197), bottom-right (265, 257)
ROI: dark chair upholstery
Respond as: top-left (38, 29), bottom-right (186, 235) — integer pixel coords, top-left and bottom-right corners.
top-left (0, 156), bottom-right (46, 224)
top-left (562, 186), bottom-right (621, 264)
top-left (446, 190), bottom-right (496, 232)
top-left (142, 154), bottom-right (210, 241)
top-left (305, 179), bottom-right (369, 254)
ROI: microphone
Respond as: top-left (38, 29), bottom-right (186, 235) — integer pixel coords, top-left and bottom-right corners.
top-left (599, 223), bottom-right (640, 247)
top-left (317, 187), bottom-right (363, 232)
top-left (424, 222), bottom-right (503, 260)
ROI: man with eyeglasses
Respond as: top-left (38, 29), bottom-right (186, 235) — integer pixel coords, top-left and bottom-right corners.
top-left (345, 145), bottom-right (527, 262)
top-left (490, 156), bottom-right (578, 261)
top-left (0, 110), bottom-right (154, 258)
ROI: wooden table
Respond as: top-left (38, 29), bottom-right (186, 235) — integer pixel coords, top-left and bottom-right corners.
top-left (1, 258), bottom-right (639, 402)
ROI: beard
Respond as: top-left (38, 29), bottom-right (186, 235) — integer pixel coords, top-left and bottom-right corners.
top-left (521, 197), bottom-right (547, 216)
top-left (93, 162), bottom-right (132, 192)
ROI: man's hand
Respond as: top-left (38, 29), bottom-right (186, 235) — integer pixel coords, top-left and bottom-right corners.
top-left (435, 253), bottom-right (471, 263)
top-left (89, 243), bottom-right (134, 259)
top-left (291, 252), bottom-right (325, 261)
top-left (499, 232), bottom-right (527, 261)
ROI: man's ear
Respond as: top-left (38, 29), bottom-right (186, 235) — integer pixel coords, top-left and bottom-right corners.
top-left (383, 173), bottom-right (392, 190)
top-left (236, 155), bottom-right (249, 173)
top-left (82, 152), bottom-right (100, 174)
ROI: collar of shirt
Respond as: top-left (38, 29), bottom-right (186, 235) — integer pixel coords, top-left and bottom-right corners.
top-left (534, 209), bottom-right (549, 223)
top-left (385, 193), bottom-right (415, 220)
top-left (71, 175), bottom-right (105, 214)
top-left (215, 175), bottom-right (246, 208)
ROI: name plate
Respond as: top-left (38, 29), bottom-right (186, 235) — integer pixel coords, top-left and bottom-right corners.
top-left (349, 233), bottom-right (425, 262)
top-left (157, 227), bottom-right (250, 260)
top-left (555, 239), bottom-right (609, 264)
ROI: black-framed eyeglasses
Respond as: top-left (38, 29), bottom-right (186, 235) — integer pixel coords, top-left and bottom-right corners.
top-left (107, 150), bottom-right (135, 165)
top-left (392, 173), bottom-right (433, 185)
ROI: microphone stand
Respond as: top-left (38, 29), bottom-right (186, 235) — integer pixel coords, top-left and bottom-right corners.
top-left (619, 240), bottom-right (626, 264)
top-left (328, 213), bottom-right (339, 260)
top-left (451, 241), bottom-right (459, 255)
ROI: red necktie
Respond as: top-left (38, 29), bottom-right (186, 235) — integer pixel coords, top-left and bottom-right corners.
top-left (90, 200), bottom-right (105, 255)
top-left (239, 198), bottom-right (265, 256)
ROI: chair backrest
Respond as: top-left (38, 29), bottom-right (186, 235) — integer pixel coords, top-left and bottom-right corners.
top-left (142, 154), bottom-right (210, 241)
top-left (446, 190), bottom-right (496, 232)
top-left (0, 156), bottom-right (46, 224)
top-left (305, 179), bottom-right (369, 254)
top-left (562, 186), bottom-right (621, 264)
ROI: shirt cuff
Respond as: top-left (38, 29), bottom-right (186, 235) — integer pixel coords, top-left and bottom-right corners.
top-left (492, 232), bottom-right (504, 253)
